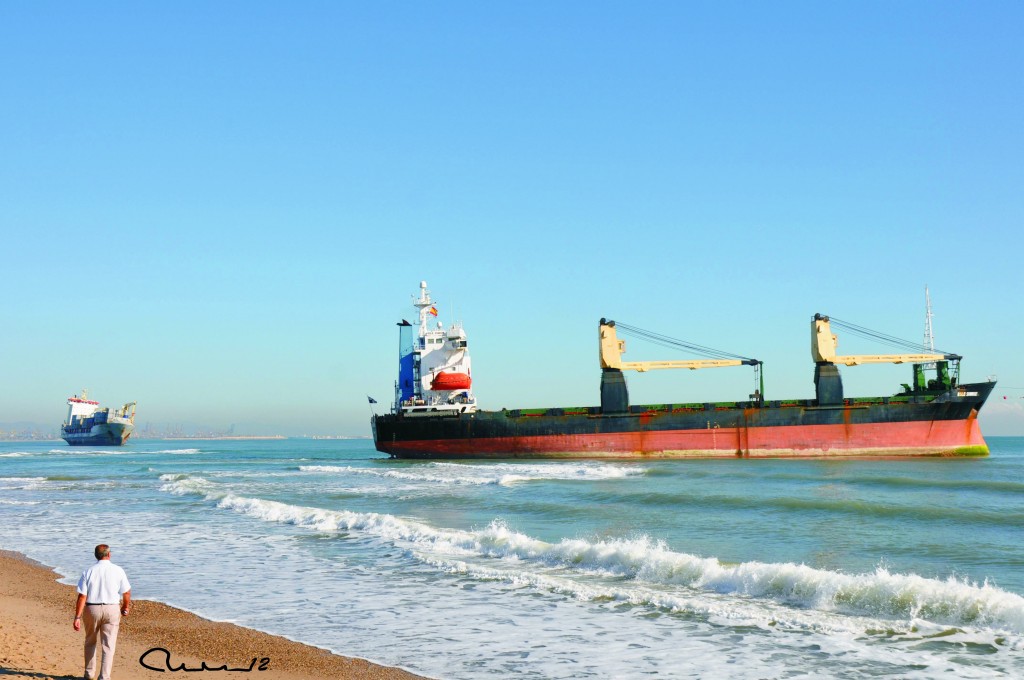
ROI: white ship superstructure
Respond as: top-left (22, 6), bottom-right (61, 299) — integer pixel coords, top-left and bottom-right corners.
top-left (61, 389), bottom-right (137, 446)
top-left (397, 281), bottom-right (476, 415)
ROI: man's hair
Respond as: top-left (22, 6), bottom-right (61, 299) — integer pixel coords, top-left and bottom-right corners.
top-left (94, 544), bottom-right (110, 560)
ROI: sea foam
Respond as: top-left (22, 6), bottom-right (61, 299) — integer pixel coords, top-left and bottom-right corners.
top-left (161, 474), bottom-right (1024, 635)
top-left (298, 461), bottom-right (644, 486)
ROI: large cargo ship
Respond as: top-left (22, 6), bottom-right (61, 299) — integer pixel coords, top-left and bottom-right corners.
top-left (372, 283), bottom-right (994, 459)
top-left (61, 390), bottom-right (137, 446)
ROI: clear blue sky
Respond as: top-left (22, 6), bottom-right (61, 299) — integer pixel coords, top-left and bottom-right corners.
top-left (2, 2), bottom-right (1022, 436)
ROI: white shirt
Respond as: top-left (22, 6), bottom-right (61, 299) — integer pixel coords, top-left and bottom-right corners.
top-left (77, 560), bottom-right (131, 604)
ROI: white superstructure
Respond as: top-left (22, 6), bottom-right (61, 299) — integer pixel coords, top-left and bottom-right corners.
top-left (66, 390), bottom-right (100, 423)
top-left (400, 281), bottom-right (476, 414)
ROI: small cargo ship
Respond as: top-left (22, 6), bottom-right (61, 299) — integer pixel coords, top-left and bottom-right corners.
top-left (372, 282), bottom-right (994, 459)
top-left (61, 390), bottom-right (137, 446)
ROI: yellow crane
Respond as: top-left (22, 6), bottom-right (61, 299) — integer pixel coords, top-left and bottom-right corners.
top-left (811, 314), bottom-right (958, 366)
top-left (810, 314), bottom-right (961, 405)
top-left (597, 319), bottom-right (761, 413)
top-left (600, 320), bottom-right (757, 371)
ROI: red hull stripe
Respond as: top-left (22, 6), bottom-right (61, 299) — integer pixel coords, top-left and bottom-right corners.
top-left (382, 418), bottom-right (987, 457)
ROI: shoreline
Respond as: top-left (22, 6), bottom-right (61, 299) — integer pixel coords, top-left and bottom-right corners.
top-left (0, 550), bottom-right (425, 679)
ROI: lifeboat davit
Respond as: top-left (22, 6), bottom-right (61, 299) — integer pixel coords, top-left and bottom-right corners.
top-left (431, 371), bottom-right (472, 391)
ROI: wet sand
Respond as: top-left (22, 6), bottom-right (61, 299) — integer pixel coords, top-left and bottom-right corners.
top-left (0, 550), bottom-right (425, 679)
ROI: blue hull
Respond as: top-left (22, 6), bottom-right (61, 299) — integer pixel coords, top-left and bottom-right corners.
top-left (61, 424), bottom-right (132, 447)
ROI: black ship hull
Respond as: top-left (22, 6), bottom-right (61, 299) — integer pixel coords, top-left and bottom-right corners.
top-left (373, 382), bottom-right (995, 459)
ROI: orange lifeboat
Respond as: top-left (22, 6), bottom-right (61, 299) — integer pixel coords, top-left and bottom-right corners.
top-left (431, 371), bottom-right (472, 391)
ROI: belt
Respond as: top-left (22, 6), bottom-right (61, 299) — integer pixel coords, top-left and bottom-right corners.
top-left (86, 602), bottom-right (118, 605)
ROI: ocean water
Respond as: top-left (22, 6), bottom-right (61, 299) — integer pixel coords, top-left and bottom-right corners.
top-left (1, 437), bottom-right (1023, 678)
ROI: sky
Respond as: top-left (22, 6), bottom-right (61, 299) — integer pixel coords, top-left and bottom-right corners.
top-left (2, 2), bottom-right (1022, 436)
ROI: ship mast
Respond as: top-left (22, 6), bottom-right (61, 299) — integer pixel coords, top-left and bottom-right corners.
top-left (413, 280), bottom-right (435, 336)
top-left (923, 285), bottom-right (935, 351)
top-left (922, 285), bottom-right (936, 369)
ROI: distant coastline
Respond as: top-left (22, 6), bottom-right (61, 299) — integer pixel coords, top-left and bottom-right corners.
top-left (140, 435), bottom-right (372, 441)
top-left (155, 435), bottom-right (288, 441)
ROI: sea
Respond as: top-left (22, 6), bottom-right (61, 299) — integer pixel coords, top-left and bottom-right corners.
top-left (1, 437), bottom-right (1023, 679)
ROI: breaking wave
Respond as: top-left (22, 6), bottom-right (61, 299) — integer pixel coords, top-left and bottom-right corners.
top-left (298, 461), bottom-right (645, 486)
top-left (160, 474), bottom-right (1024, 635)
top-left (0, 476), bottom-right (47, 490)
top-left (47, 448), bottom-right (133, 455)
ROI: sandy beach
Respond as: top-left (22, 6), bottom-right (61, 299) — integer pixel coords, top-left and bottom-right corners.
top-left (0, 550), bottom-right (424, 680)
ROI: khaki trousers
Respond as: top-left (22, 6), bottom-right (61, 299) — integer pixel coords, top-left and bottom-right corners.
top-left (83, 603), bottom-right (120, 680)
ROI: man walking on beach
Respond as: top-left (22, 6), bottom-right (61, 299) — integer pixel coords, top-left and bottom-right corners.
top-left (73, 544), bottom-right (131, 680)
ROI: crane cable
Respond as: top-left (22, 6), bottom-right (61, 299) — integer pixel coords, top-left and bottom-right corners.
top-left (826, 316), bottom-right (956, 356)
top-left (613, 322), bottom-right (759, 363)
